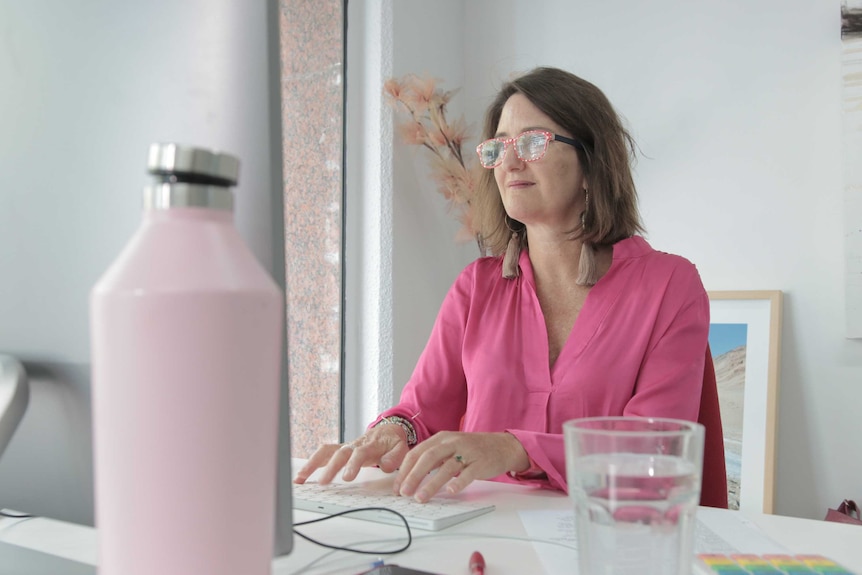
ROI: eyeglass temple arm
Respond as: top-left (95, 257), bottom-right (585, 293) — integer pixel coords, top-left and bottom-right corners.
top-left (553, 133), bottom-right (586, 151)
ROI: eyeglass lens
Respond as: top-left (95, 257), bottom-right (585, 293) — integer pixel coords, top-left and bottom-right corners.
top-left (479, 131), bottom-right (550, 167)
top-left (516, 132), bottom-right (549, 161)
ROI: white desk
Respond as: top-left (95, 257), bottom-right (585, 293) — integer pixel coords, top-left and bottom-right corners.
top-left (1, 465), bottom-right (860, 575)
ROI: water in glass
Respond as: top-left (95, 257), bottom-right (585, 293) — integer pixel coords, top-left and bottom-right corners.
top-left (572, 452), bottom-right (700, 575)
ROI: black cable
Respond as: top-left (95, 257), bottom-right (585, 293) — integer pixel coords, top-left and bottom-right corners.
top-left (293, 507), bottom-right (412, 555)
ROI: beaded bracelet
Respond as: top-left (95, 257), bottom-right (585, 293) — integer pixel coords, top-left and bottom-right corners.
top-left (374, 415), bottom-right (418, 446)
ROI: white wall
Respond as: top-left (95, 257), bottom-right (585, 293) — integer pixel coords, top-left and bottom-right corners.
top-left (0, 0), bottom-right (284, 525)
top-left (344, 0), bottom-right (397, 435)
top-left (344, 0), bottom-right (479, 433)
top-left (346, 0), bottom-right (862, 520)
top-left (390, 1), bottom-right (480, 395)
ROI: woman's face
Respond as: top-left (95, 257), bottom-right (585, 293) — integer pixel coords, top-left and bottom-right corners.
top-left (494, 93), bottom-right (586, 234)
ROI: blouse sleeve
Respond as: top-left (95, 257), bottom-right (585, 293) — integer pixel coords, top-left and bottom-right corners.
top-left (504, 430), bottom-right (566, 490)
top-left (622, 268), bottom-right (710, 420)
top-left (373, 264), bottom-right (475, 440)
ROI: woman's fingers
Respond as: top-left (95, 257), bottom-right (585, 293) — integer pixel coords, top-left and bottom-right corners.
top-left (296, 430), bottom-right (529, 503)
top-left (376, 438), bottom-right (410, 474)
top-left (294, 442), bottom-right (368, 485)
top-left (394, 431), bottom-right (528, 501)
top-left (441, 458), bottom-right (475, 496)
top-left (414, 454), bottom-right (473, 502)
top-left (293, 443), bottom-right (342, 484)
top-left (393, 431), bottom-right (464, 499)
top-left (292, 425), bottom-right (411, 485)
top-left (317, 442), bottom-right (363, 484)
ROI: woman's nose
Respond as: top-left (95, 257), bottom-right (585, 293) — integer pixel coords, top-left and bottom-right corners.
top-left (499, 143), bottom-right (525, 171)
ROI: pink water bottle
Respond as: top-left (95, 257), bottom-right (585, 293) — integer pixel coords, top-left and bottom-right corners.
top-left (90, 143), bottom-right (283, 575)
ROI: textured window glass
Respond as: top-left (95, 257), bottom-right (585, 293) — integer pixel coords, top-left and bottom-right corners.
top-left (279, 0), bottom-right (343, 455)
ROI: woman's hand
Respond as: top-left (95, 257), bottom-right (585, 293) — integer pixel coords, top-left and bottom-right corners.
top-left (393, 431), bottom-right (530, 503)
top-left (293, 424), bottom-right (410, 485)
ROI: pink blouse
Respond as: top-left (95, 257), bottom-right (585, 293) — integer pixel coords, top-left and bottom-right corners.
top-left (377, 236), bottom-right (709, 492)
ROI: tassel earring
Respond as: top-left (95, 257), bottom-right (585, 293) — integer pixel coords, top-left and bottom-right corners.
top-left (577, 242), bottom-right (598, 286)
top-left (502, 231), bottom-right (521, 279)
top-left (581, 189), bottom-right (590, 233)
top-left (576, 189), bottom-right (599, 286)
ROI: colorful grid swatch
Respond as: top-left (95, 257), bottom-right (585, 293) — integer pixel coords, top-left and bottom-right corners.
top-left (697, 554), bottom-right (856, 574)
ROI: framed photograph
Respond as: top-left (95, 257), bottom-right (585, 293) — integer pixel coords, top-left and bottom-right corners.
top-left (842, 1), bottom-right (862, 337)
top-left (707, 290), bottom-right (782, 514)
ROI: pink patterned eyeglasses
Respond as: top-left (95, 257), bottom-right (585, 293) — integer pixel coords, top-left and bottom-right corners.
top-left (476, 129), bottom-right (584, 169)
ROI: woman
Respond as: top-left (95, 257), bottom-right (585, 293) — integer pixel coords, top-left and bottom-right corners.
top-left (295, 67), bottom-right (709, 503)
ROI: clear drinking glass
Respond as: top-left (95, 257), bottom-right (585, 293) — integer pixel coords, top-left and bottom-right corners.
top-left (564, 417), bottom-right (705, 575)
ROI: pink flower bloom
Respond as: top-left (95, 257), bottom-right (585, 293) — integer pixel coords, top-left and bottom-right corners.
top-left (442, 117), bottom-right (470, 147)
top-left (402, 75), bottom-right (438, 114)
top-left (383, 78), bottom-right (405, 101)
top-left (428, 128), bottom-right (448, 147)
top-left (429, 155), bottom-right (472, 203)
top-left (383, 73), bottom-right (479, 242)
top-left (397, 121), bottom-right (428, 146)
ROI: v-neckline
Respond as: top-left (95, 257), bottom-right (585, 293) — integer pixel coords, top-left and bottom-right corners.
top-left (517, 242), bottom-right (629, 379)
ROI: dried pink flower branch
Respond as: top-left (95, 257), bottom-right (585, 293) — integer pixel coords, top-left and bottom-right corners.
top-left (384, 74), bottom-right (481, 244)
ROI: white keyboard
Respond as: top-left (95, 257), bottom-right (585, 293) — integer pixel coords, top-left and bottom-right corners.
top-left (292, 480), bottom-right (495, 531)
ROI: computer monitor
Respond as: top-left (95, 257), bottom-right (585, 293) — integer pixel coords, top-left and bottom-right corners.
top-left (0, 356), bottom-right (29, 461)
top-left (274, 338), bottom-right (295, 556)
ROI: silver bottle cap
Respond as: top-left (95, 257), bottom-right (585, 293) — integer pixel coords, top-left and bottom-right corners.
top-left (147, 143), bottom-right (240, 185)
top-left (143, 143), bottom-right (240, 211)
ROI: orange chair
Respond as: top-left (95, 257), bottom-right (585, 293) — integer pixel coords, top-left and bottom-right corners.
top-left (698, 346), bottom-right (729, 508)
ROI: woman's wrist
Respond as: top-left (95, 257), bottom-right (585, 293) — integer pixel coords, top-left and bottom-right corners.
top-left (502, 431), bottom-right (531, 474)
top-left (503, 431), bottom-right (546, 479)
top-left (373, 415), bottom-right (417, 446)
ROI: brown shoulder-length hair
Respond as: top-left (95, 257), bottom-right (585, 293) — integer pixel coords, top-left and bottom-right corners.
top-left (472, 67), bottom-right (645, 256)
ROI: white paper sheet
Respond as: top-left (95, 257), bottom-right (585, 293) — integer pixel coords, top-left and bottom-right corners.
top-left (518, 508), bottom-right (789, 575)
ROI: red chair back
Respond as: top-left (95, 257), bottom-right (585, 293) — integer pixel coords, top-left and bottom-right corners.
top-left (698, 346), bottom-right (729, 508)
